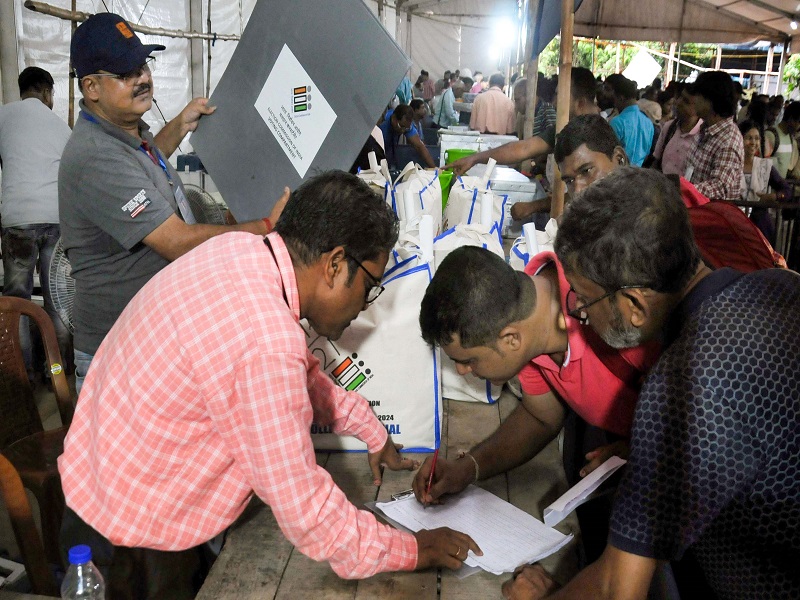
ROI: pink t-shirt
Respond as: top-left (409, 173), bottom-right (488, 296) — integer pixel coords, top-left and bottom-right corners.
top-left (518, 253), bottom-right (660, 436)
top-left (469, 87), bottom-right (516, 135)
top-left (654, 117), bottom-right (703, 176)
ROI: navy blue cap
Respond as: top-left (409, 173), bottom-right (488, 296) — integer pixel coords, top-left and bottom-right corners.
top-left (71, 12), bottom-right (165, 79)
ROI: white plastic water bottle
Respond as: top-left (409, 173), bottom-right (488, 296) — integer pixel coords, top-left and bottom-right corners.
top-left (61, 544), bottom-right (105, 599)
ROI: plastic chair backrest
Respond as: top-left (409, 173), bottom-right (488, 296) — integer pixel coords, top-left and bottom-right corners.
top-left (0, 453), bottom-right (59, 595)
top-left (0, 297), bottom-right (73, 449)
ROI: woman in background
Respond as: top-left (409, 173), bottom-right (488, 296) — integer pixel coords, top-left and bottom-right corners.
top-left (739, 119), bottom-right (792, 242)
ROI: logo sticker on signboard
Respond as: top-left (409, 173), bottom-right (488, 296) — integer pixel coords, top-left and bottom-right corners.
top-left (292, 86), bottom-right (311, 115)
top-left (255, 45), bottom-right (337, 178)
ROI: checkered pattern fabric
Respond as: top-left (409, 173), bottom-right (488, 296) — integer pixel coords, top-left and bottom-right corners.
top-left (685, 117), bottom-right (744, 201)
top-left (59, 232), bottom-right (417, 578)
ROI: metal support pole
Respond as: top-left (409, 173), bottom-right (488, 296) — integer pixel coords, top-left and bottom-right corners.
top-left (714, 45), bottom-right (722, 70)
top-left (188, 0), bottom-right (204, 100)
top-left (777, 40), bottom-right (788, 96)
top-left (763, 44), bottom-right (774, 94)
top-left (0, 0), bottom-right (20, 104)
top-left (407, 11), bottom-right (413, 62)
top-left (666, 42), bottom-right (676, 82)
top-left (68, 0), bottom-right (76, 126)
top-left (395, 0), bottom-right (406, 48)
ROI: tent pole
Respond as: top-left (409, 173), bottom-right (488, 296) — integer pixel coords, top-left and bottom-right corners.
top-left (22, 1), bottom-right (240, 41)
top-left (714, 45), bottom-right (722, 70)
top-left (0, 0), bottom-right (20, 105)
top-left (189, 0), bottom-right (204, 101)
top-left (777, 38), bottom-right (788, 96)
top-left (396, 0), bottom-right (407, 48)
top-left (763, 44), bottom-right (774, 94)
top-left (666, 42), bottom-right (676, 82)
top-left (68, 0), bottom-right (76, 127)
top-left (552, 0), bottom-right (574, 220)
top-left (523, 0), bottom-right (541, 140)
top-left (205, 0), bottom-right (212, 97)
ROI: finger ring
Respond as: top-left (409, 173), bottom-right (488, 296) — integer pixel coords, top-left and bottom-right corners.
top-left (456, 546), bottom-right (462, 558)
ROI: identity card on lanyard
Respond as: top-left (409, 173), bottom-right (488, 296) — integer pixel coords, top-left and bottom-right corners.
top-left (152, 147), bottom-right (197, 224)
top-left (173, 185), bottom-right (197, 225)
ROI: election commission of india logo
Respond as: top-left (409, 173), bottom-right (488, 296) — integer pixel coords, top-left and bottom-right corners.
top-left (292, 85), bottom-right (311, 115)
top-left (331, 352), bottom-right (371, 392)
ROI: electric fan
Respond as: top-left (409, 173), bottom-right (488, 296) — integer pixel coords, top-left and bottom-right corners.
top-left (182, 184), bottom-right (228, 225)
top-left (48, 236), bottom-right (75, 333)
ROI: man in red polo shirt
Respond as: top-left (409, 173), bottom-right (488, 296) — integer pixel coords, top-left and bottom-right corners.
top-left (412, 246), bottom-right (660, 561)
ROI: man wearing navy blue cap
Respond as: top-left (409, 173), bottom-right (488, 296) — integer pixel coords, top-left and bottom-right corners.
top-left (59, 12), bottom-right (288, 397)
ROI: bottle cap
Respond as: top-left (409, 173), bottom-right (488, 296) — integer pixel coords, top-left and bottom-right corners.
top-left (68, 544), bottom-right (92, 564)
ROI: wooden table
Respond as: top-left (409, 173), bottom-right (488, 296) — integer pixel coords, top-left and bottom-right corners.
top-left (197, 394), bottom-right (580, 599)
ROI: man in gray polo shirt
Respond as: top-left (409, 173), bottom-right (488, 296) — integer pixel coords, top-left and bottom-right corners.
top-left (60, 12), bottom-right (286, 392)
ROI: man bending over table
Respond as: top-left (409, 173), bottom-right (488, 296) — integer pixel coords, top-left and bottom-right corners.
top-left (59, 172), bottom-right (480, 599)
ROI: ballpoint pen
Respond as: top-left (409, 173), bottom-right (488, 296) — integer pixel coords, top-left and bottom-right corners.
top-left (425, 447), bottom-right (439, 503)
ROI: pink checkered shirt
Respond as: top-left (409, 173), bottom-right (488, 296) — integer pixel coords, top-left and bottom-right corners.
top-left (685, 116), bottom-right (743, 201)
top-left (58, 232), bottom-right (418, 578)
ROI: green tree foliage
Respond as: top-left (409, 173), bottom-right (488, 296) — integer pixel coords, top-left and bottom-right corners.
top-left (536, 38), bottom-right (717, 82)
top-left (783, 54), bottom-right (800, 93)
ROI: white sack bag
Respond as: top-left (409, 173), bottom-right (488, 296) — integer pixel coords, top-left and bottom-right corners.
top-left (356, 152), bottom-right (392, 201)
top-left (509, 219), bottom-right (560, 271)
top-left (308, 226), bottom-right (441, 452)
top-left (443, 159), bottom-right (506, 241)
top-left (389, 162), bottom-right (443, 234)
top-left (389, 212), bottom-right (435, 270)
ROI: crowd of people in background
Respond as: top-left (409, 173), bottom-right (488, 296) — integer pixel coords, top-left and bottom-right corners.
top-left (364, 63), bottom-right (799, 270)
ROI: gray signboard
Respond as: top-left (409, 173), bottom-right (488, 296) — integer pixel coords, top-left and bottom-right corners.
top-left (191, 0), bottom-right (411, 220)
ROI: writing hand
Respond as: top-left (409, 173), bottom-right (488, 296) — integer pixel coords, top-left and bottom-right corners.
top-left (368, 438), bottom-right (419, 485)
top-left (412, 455), bottom-right (475, 506)
top-left (414, 527), bottom-right (483, 571)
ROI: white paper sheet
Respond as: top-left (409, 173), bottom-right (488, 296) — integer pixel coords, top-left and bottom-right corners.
top-left (376, 485), bottom-right (573, 575)
top-left (543, 456), bottom-right (627, 527)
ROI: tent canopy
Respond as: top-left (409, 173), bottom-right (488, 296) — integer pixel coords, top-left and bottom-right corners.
top-left (2, 0), bottom-right (798, 131)
top-left (573, 0), bottom-right (796, 44)
top-left (391, 0), bottom-right (798, 65)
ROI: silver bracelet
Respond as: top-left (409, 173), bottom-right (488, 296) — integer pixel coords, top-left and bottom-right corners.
top-left (459, 451), bottom-right (480, 483)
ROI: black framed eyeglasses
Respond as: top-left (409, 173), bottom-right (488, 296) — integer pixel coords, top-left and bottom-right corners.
top-left (566, 285), bottom-right (645, 325)
top-left (346, 254), bottom-right (385, 305)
